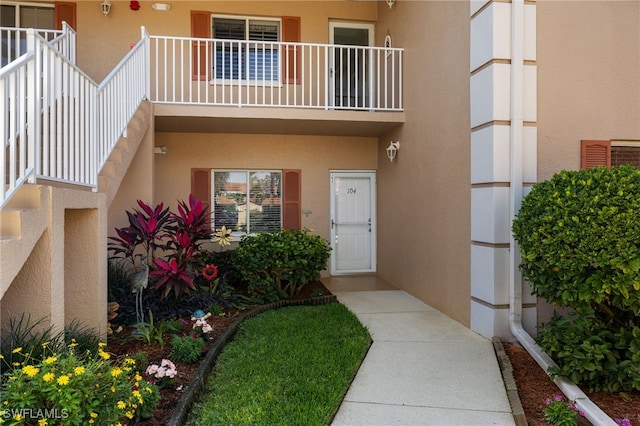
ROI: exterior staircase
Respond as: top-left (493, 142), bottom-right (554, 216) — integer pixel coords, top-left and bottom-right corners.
top-left (0, 98), bottom-right (151, 334)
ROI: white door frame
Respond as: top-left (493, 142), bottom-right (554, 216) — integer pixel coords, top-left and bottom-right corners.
top-left (329, 171), bottom-right (377, 275)
top-left (328, 21), bottom-right (375, 109)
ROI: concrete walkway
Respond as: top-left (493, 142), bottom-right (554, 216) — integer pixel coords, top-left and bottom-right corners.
top-left (323, 277), bottom-right (516, 426)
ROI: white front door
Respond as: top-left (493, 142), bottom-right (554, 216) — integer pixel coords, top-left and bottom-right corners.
top-left (330, 172), bottom-right (376, 274)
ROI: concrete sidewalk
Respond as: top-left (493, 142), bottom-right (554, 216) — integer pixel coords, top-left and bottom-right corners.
top-left (326, 288), bottom-right (516, 425)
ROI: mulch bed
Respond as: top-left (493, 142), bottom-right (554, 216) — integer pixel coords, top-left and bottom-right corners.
top-left (107, 281), bottom-right (332, 425)
top-left (503, 341), bottom-right (640, 425)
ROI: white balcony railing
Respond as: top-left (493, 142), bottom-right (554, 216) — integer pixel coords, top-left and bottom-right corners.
top-left (149, 35), bottom-right (403, 111)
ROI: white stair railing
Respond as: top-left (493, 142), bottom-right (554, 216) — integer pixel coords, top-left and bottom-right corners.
top-left (1, 27), bottom-right (149, 209)
top-left (96, 27), bottom-right (149, 173)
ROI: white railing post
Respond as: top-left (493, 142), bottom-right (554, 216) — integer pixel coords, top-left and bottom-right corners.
top-left (26, 29), bottom-right (37, 183)
top-left (142, 26), bottom-right (150, 100)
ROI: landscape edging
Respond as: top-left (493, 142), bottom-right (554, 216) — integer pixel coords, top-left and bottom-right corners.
top-left (167, 294), bottom-right (338, 426)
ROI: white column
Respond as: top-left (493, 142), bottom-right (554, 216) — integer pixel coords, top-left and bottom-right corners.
top-left (469, 0), bottom-right (538, 339)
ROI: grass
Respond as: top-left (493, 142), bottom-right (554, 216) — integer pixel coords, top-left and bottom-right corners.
top-left (186, 303), bottom-right (372, 426)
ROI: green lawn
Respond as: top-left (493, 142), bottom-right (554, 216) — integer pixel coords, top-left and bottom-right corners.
top-left (186, 303), bottom-right (371, 426)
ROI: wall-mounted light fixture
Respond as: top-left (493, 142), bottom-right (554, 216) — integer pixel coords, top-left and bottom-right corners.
top-left (151, 3), bottom-right (172, 11)
top-left (386, 141), bottom-right (400, 162)
top-left (386, 0), bottom-right (396, 9)
top-left (100, 0), bottom-right (112, 16)
top-left (154, 146), bottom-right (168, 154)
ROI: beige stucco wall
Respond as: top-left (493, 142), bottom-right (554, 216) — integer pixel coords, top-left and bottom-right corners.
top-left (153, 133), bottom-right (378, 245)
top-left (375, 1), bottom-right (471, 326)
top-left (1, 187), bottom-right (107, 339)
top-left (72, 1), bottom-right (378, 82)
top-left (537, 0), bottom-right (640, 181)
top-left (535, 0), bottom-right (640, 323)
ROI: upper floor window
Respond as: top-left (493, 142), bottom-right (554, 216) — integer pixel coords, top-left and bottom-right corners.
top-left (213, 170), bottom-right (282, 234)
top-left (1, 2), bottom-right (54, 66)
top-left (1, 2), bottom-right (54, 29)
top-left (212, 16), bottom-right (280, 82)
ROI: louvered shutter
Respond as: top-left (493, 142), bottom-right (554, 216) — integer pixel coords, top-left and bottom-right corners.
top-left (191, 168), bottom-right (211, 230)
top-left (191, 11), bottom-right (211, 81)
top-left (283, 169), bottom-right (301, 230)
top-left (282, 16), bottom-right (301, 84)
top-left (54, 2), bottom-right (76, 30)
top-left (581, 140), bottom-right (611, 169)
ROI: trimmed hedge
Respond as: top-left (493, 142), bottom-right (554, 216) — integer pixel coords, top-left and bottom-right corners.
top-left (512, 165), bottom-right (640, 391)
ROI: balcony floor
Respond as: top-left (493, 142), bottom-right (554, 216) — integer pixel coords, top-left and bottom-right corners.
top-left (153, 104), bottom-right (404, 137)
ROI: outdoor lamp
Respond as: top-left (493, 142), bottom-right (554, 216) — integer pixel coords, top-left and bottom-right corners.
top-left (100, 0), bottom-right (111, 16)
top-left (386, 141), bottom-right (400, 162)
top-left (386, 0), bottom-right (396, 9)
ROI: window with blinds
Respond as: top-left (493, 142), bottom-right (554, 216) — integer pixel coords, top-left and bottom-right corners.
top-left (1, 3), bottom-right (54, 66)
top-left (213, 170), bottom-right (282, 234)
top-left (212, 16), bottom-right (280, 82)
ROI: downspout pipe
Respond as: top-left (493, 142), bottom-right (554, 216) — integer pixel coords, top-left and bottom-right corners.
top-left (507, 1), bottom-right (616, 424)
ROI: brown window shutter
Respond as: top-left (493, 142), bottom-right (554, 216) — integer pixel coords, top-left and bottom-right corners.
top-left (191, 11), bottom-right (211, 81)
top-left (581, 140), bottom-right (611, 169)
top-left (283, 169), bottom-right (301, 230)
top-left (191, 168), bottom-right (211, 229)
top-left (282, 16), bottom-right (301, 84)
top-left (54, 2), bottom-right (76, 30)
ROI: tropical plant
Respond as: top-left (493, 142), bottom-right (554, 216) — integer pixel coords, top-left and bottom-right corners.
top-left (109, 196), bottom-right (212, 299)
top-left (108, 200), bottom-right (171, 266)
top-left (512, 165), bottom-right (640, 391)
top-left (233, 229), bottom-right (332, 300)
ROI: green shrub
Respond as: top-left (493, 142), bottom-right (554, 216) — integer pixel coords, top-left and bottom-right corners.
top-left (512, 165), bottom-right (640, 391)
top-left (0, 342), bottom-right (159, 424)
top-left (232, 229), bottom-right (331, 300)
top-left (170, 335), bottom-right (205, 364)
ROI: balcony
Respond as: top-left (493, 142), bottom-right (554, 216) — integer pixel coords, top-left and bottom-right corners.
top-left (147, 34), bottom-right (404, 136)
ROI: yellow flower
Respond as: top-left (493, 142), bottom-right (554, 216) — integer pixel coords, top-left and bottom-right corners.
top-left (125, 411), bottom-right (134, 419)
top-left (57, 375), bottom-right (69, 385)
top-left (135, 373), bottom-right (142, 381)
top-left (11, 362), bottom-right (20, 367)
top-left (13, 414), bottom-right (23, 421)
top-left (43, 356), bottom-right (57, 365)
top-left (111, 386), bottom-right (116, 393)
top-left (38, 418), bottom-right (48, 426)
top-left (90, 413), bottom-right (98, 419)
top-left (43, 372), bottom-right (55, 382)
top-left (41, 341), bottom-right (50, 348)
top-left (124, 357), bottom-right (136, 365)
top-left (117, 400), bottom-right (126, 410)
top-left (0, 354), bottom-right (4, 359)
top-left (98, 342), bottom-right (107, 348)
top-left (213, 226), bottom-right (234, 247)
top-left (98, 350), bottom-right (110, 360)
top-left (22, 365), bottom-right (40, 377)
top-left (110, 367), bottom-right (122, 377)
top-left (12, 347), bottom-right (22, 354)
top-left (74, 366), bottom-right (85, 375)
